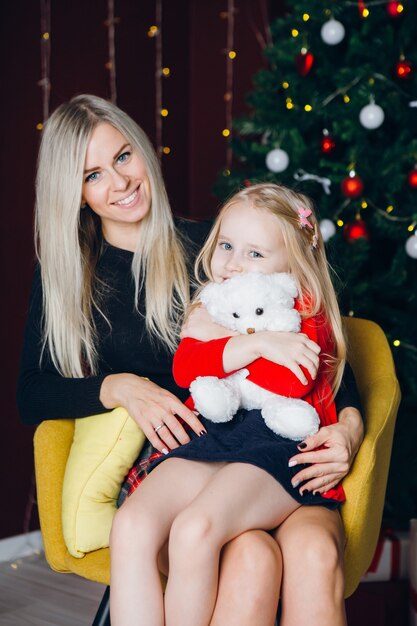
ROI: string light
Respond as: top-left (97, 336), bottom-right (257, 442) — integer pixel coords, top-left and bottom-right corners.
top-left (303, 14), bottom-right (310, 21)
top-left (337, 219), bottom-right (344, 227)
top-left (161, 108), bottom-right (169, 117)
top-left (148, 25), bottom-right (158, 37)
top-left (282, 81), bottom-right (289, 89)
top-left (361, 201), bottom-right (368, 209)
top-left (386, 205), bottom-right (394, 213)
top-left (291, 29), bottom-right (299, 37)
top-left (393, 340), bottom-right (401, 347)
top-left (162, 146), bottom-right (171, 155)
top-left (105, 0), bottom-right (118, 104)
top-left (223, 0), bottom-right (235, 168)
top-left (343, 94), bottom-right (351, 103)
top-left (162, 67), bottom-right (170, 76)
top-left (152, 0), bottom-right (164, 158)
top-left (38, 0), bottom-right (51, 128)
top-left (304, 104), bottom-right (313, 111)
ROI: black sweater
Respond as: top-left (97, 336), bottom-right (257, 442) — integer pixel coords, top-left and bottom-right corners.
top-left (17, 219), bottom-right (361, 425)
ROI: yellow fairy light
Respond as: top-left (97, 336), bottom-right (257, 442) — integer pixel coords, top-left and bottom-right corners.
top-left (361, 201), bottom-right (368, 209)
top-left (397, 4), bottom-right (404, 13)
top-left (408, 223), bottom-right (416, 232)
top-left (337, 219), bottom-right (344, 227)
top-left (224, 92), bottom-right (232, 102)
top-left (304, 104), bottom-right (313, 112)
top-left (148, 25), bottom-right (158, 37)
top-left (282, 81), bottom-right (289, 89)
top-left (222, 129), bottom-right (231, 137)
top-left (303, 14), bottom-right (310, 22)
top-left (223, 169), bottom-right (231, 176)
top-left (286, 102), bottom-right (294, 109)
top-left (36, 123), bottom-right (43, 131)
top-left (368, 77), bottom-right (375, 86)
top-left (362, 8), bottom-right (370, 17)
top-left (42, 32), bottom-right (49, 40)
top-left (162, 146), bottom-right (171, 154)
top-left (291, 29), bottom-right (299, 37)
top-left (160, 108), bottom-right (168, 117)
top-left (386, 205), bottom-right (394, 213)
top-left (162, 67), bottom-right (170, 76)
top-left (324, 9), bottom-right (332, 17)
top-left (343, 94), bottom-right (350, 103)
top-left (393, 340), bottom-right (401, 347)
top-left (228, 50), bottom-right (237, 59)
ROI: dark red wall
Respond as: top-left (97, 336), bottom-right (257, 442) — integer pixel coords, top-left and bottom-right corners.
top-left (0, 0), bottom-right (285, 539)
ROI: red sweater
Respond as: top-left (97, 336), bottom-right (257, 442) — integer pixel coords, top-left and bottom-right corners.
top-left (173, 303), bottom-right (345, 502)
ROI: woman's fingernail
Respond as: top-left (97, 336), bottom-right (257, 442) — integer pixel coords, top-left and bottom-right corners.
top-left (313, 490), bottom-right (319, 496)
top-left (300, 489), bottom-right (306, 496)
top-left (199, 429), bottom-right (207, 436)
top-left (162, 448), bottom-right (169, 455)
top-left (292, 480), bottom-right (300, 488)
top-left (298, 442), bottom-right (307, 450)
top-left (288, 460), bottom-right (297, 467)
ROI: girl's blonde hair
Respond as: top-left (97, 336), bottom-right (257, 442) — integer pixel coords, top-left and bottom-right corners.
top-left (195, 182), bottom-right (346, 395)
top-left (36, 94), bottom-right (189, 377)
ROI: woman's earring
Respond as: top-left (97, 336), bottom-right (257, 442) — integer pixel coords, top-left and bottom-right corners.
top-left (80, 202), bottom-right (87, 209)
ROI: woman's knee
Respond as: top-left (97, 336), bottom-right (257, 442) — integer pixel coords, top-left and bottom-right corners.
top-left (110, 505), bottom-right (156, 552)
top-left (169, 509), bottom-right (216, 560)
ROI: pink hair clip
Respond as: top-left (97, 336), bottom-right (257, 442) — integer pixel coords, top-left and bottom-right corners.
top-left (298, 207), bottom-right (314, 230)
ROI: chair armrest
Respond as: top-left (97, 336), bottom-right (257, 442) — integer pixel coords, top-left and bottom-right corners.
top-left (33, 419), bottom-right (75, 573)
top-left (342, 372), bottom-right (401, 597)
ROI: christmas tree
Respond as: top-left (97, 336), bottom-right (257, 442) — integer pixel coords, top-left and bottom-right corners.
top-left (214, 0), bottom-right (417, 524)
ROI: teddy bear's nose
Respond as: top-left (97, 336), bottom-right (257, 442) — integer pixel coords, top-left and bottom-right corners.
top-left (246, 328), bottom-right (255, 334)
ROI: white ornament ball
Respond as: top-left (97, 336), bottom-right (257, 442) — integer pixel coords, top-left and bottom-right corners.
top-left (321, 19), bottom-right (345, 45)
top-left (319, 219), bottom-right (336, 242)
top-left (405, 234), bottom-right (417, 259)
top-left (359, 103), bottom-right (385, 129)
top-left (265, 148), bottom-right (289, 173)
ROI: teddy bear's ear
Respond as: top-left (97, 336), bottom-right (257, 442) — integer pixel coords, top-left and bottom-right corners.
top-left (199, 281), bottom-right (221, 309)
top-left (270, 272), bottom-right (299, 298)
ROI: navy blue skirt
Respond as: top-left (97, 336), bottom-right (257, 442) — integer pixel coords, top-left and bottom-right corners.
top-left (149, 408), bottom-right (340, 510)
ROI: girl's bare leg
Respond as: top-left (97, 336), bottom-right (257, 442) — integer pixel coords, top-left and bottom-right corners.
top-left (109, 458), bottom-right (222, 626)
top-left (275, 506), bottom-right (347, 626)
top-left (165, 463), bottom-right (300, 626)
top-left (210, 530), bottom-right (282, 626)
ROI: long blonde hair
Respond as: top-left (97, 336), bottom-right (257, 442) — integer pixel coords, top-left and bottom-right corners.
top-left (195, 183), bottom-right (346, 394)
top-left (35, 94), bottom-right (189, 377)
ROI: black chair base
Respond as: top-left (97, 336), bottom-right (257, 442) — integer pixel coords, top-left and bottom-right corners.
top-left (92, 586), bottom-right (110, 626)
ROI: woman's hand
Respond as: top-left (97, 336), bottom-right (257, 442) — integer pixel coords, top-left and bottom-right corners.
top-left (288, 407), bottom-right (364, 495)
top-left (180, 304), bottom-right (238, 341)
top-left (100, 374), bottom-right (206, 454)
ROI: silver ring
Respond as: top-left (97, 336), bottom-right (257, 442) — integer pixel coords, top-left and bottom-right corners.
top-left (154, 423), bottom-right (164, 433)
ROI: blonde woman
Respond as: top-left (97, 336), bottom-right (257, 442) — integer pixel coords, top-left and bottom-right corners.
top-left (17, 95), bottom-right (363, 626)
top-left (110, 182), bottom-right (363, 625)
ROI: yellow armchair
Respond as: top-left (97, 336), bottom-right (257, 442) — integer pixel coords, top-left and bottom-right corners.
top-left (33, 316), bottom-right (400, 602)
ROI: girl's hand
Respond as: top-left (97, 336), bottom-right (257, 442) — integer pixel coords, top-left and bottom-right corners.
top-left (100, 374), bottom-right (206, 454)
top-left (180, 304), bottom-right (238, 341)
top-left (288, 407), bottom-right (364, 496)
top-left (256, 331), bottom-right (321, 384)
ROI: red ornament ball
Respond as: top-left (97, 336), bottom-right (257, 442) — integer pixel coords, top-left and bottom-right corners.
top-left (344, 219), bottom-right (369, 242)
top-left (408, 169), bottom-right (417, 188)
top-left (341, 174), bottom-right (364, 198)
top-left (243, 179), bottom-right (252, 188)
top-left (386, 2), bottom-right (403, 18)
top-left (395, 59), bottom-right (412, 79)
top-left (321, 134), bottom-right (336, 154)
top-left (295, 50), bottom-right (314, 76)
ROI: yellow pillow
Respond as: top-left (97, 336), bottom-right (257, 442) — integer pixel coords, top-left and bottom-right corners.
top-left (62, 407), bottom-right (145, 558)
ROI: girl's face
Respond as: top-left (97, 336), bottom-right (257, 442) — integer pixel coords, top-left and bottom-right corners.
top-left (81, 123), bottom-right (151, 250)
top-left (210, 201), bottom-right (289, 283)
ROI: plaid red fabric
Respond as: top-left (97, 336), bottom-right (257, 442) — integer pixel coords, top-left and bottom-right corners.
top-left (117, 442), bottom-right (163, 508)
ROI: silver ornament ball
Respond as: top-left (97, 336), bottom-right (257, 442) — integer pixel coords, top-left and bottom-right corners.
top-left (405, 234), bottom-right (417, 259)
top-left (359, 103), bottom-right (385, 129)
top-left (321, 19), bottom-right (345, 45)
top-left (265, 148), bottom-right (290, 173)
top-left (319, 219), bottom-right (336, 242)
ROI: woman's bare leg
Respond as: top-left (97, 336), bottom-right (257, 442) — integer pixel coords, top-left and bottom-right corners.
top-left (275, 506), bottom-right (347, 626)
top-left (165, 463), bottom-right (300, 626)
top-left (109, 458), bottom-right (222, 626)
top-left (210, 530), bottom-right (282, 626)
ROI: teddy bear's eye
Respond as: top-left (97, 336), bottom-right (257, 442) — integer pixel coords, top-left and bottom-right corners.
top-left (232, 312), bottom-right (240, 318)
top-left (255, 308), bottom-right (264, 315)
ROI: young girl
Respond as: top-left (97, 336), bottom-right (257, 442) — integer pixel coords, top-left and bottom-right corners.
top-left (110, 182), bottom-right (349, 625)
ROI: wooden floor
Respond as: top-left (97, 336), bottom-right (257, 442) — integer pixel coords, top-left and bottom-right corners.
top-left (0, 552), bottom-right (106, 625)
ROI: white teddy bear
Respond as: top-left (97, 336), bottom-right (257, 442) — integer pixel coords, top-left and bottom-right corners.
top-left (190, 272), bottom-right (320, 441)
